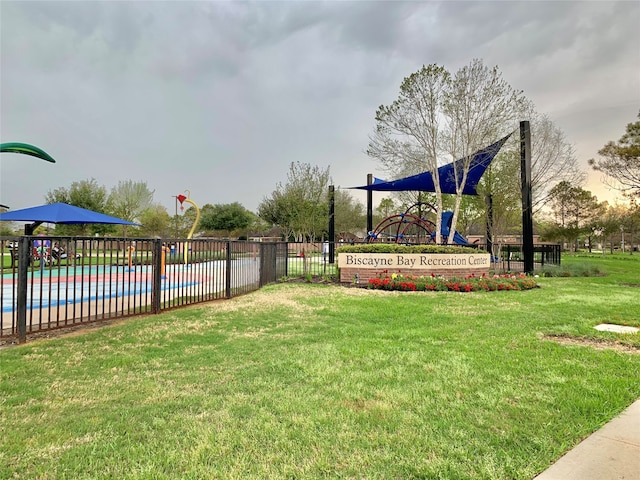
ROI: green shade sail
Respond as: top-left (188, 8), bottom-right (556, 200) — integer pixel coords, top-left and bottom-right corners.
top-left (0, 142), bottom-right (56, 163)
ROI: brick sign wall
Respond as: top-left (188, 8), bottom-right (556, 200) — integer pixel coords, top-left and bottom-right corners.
top-left (338, 252), bottom-right (491, 283)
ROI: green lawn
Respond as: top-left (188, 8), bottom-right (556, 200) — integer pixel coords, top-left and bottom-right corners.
top-left (1, 254), bottom-right (639, 479)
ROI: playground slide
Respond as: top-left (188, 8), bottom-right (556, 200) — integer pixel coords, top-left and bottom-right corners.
top-left (435, 211), bottom-right (470, 245)
top-left (434, 212), bottom-right (500, 261)
top-left (451, 230), bottom-right (470, 246)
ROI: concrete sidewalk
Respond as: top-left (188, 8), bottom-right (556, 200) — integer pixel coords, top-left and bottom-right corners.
top-left (534, 399), bottom-right (640, 479)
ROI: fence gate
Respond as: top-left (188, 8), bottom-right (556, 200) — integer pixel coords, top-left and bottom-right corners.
top-left (260, 243), bottom-right (276, 286)
top-left (259, 242), bottom-right (289, 287)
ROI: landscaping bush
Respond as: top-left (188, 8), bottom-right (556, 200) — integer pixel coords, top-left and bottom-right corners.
top-left (537, 263), bottom-right (603, 278)
top-left (368, 272), bottom-right (538, 292)
top-left (336, 243), bottom-right (478, 254)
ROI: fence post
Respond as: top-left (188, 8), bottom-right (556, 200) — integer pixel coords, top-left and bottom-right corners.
top-left (271, 243), bottom-right (277, 283)
top-left (151, 239), bottom-right (162, 314)
top-left (285, 242), bottom-right (289, 277)
top-left (520, 120), bottom-right (534, 274)
top-left (279, 242), bottom-right (287, 279)
top-left (486, 194), bottom-right (493, 256)
top-left (329, 185), bottom-right (335, 264)
top-left (367, 174), bottom-right (373, 235)
top-left (259, 243), bottom-right (264, 288)
top-left (16, 237), bottom-right (30, 343)
top-left (225, 241), bottom-right (232, 299)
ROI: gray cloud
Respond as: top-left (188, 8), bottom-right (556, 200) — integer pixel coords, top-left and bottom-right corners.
top-left (1, 0), bottom-right (638, 216)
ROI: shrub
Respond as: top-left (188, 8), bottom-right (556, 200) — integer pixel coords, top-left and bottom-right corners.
top-left (537, 263), bottom-right (603, 278)
top-left (367, 273), bottom-right (538, 292)
top-left (336, 244), bottom-right (478, 255)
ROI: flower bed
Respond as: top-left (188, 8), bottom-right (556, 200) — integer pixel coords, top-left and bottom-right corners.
top-left (367, 272), bottom-right (538, 292)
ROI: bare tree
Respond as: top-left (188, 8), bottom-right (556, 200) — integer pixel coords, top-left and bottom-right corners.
top-left (521, 106), bottom-right (585, 211)
top-left (442, 60), bottom-right (524, 243)
top-left (368, 64), bottom-right (449, 242)
top-left (368, 60), bottom-right (524, 243)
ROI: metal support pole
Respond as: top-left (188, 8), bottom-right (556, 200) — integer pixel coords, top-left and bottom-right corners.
top-left (367, 174), bottom-right (373, 235)
top-left (520, 121), bottom-right (534, 274)
top-left (486, 194), bottom-right (493, 255)
top-left (173, 196), bottom-right (178, 238)
top-left (225, 241), bottom-right (232, 298)
top-left (328, 185), bottom-right (335, 263)
top-left (16, 237), bottom-right (30, 343)
top-left (151, 239), bottom-right (162, 314)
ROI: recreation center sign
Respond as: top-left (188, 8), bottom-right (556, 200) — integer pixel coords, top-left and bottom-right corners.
top-left (338, 252), bottom-right (491, 282)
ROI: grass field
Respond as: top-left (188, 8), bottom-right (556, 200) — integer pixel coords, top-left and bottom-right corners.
top-left (1, 254), bottom-right (639, 479)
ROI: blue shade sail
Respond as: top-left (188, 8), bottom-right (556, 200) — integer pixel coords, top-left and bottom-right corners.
top-left (353, 132), bottom-right (513, 196)
top-left (0, 203), bottom-right (139, 226)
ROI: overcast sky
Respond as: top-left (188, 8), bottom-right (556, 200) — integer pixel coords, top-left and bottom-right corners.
top-left (1, 0), bottom-right (639, 216)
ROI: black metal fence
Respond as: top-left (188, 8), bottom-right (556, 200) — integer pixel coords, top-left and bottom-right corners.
top-left (285, 242), bottom-right (339, 278)
top-left (1, 237), bottom-right (287, 342)
top-left (1, 237), bottom-right (560, 342)
top-left (494, 243), bottom-right (562, 272)
top-left (284, 241), bottom-right (562, 277)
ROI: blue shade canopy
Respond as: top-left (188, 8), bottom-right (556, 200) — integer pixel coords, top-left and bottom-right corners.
top-left (353, 133), bottom-right (513, 196)
top-left (0, 203), bottom-right (139, 226)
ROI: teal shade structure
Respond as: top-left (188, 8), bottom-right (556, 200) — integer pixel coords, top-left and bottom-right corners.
top-left (0, 142), bottom-right (57, 163)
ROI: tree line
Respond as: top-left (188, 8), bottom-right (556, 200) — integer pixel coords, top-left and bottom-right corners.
top-left (542, 112), bottom-right (640, 252)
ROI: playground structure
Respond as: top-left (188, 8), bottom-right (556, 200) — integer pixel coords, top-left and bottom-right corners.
top-left (351, 123), bottom-right (536, 272)
top-left (176, 191), bottom-right (200, 265)
top-left (353, 132), bottom-right (514, 249)
top-left (367, 202), bottom-right (471, 246)
top-left (0, 142), bottom-right (57, 164)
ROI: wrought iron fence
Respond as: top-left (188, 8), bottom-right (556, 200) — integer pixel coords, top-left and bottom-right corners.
top-left (286, 242), bottom-right (339, 277)
top-left (284, 241), bottom-right (561, 277)
top-left (1, 237), bottom-right (287, 342)
top-left (1, 237), bottom-right (560, 343)
top-left (492, 243), bottom-right (562, 272)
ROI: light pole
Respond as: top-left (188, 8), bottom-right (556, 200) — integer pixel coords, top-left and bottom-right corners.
top-left (172, 195), bottom-right (178, 238)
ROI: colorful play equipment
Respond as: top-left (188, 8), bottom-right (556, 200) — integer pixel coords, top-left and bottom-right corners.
top-left (367, 202), bottom-right (470, 245)
top-left (0, 142), bottom-right (57, 163)
top-left (161, 244), bottom-right (169, 278)
top-left (127, 242), bottom-right (136, 271)
top-left (436, 211), bottom-right (470, 245)
top-left (367, 202), bottom-right (436, 244)
top-left (176, 191), bottom-right (200, 264)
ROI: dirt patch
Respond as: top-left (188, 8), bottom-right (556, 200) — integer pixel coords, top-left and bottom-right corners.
top-left (541, 334), bottom-right (640, 354)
